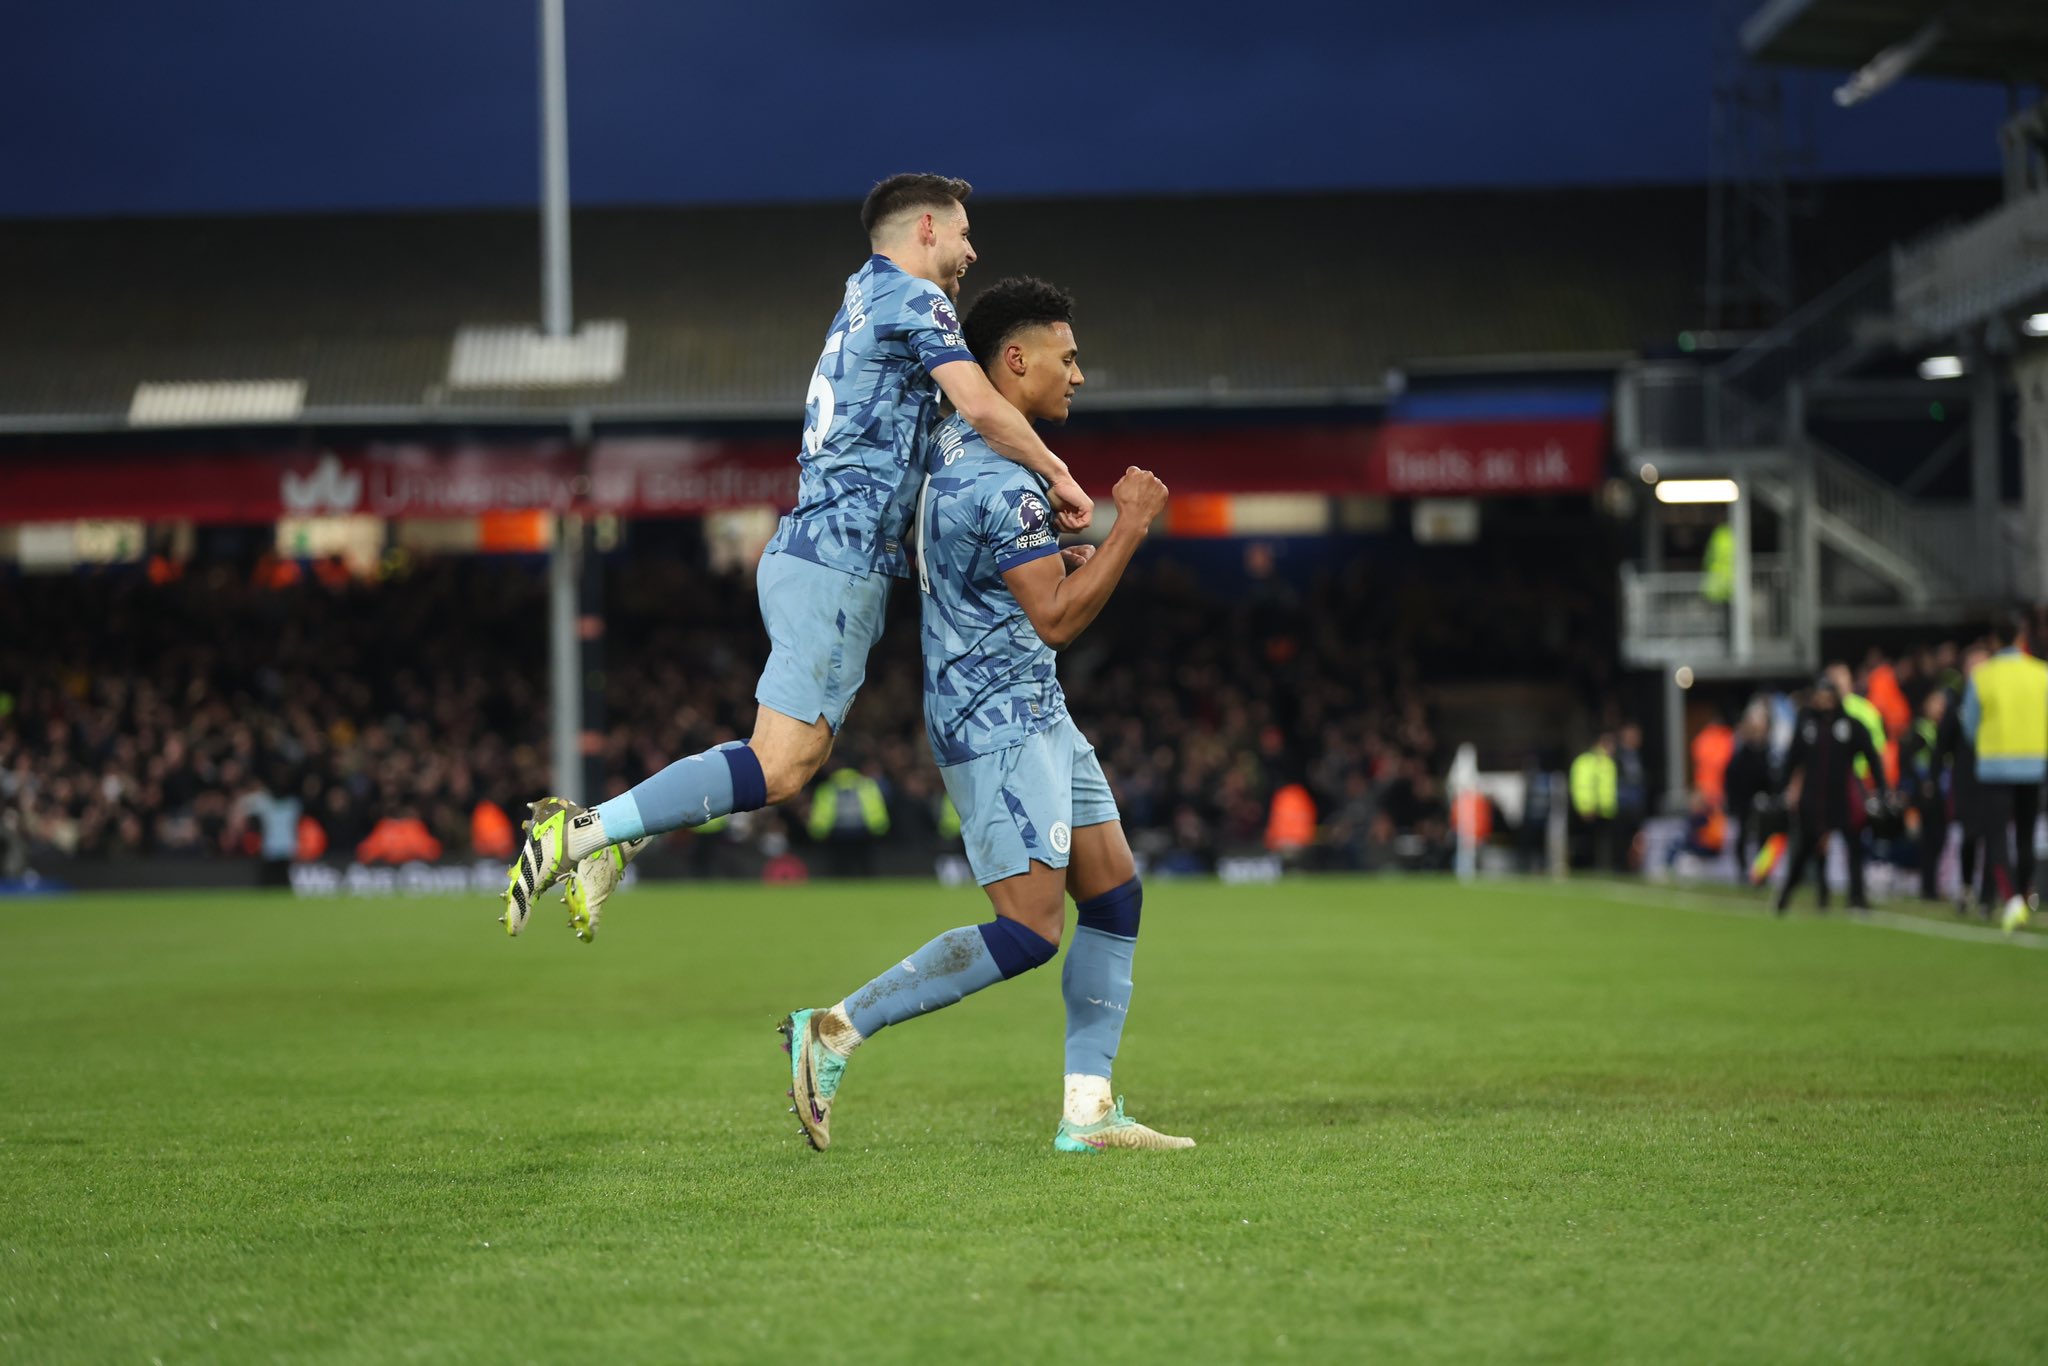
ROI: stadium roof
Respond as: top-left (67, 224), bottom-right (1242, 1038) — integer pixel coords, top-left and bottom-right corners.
top-left (1743, 0), bottom-right (2048, 86)
top-left (0, 181), bottom-right (1999, 434)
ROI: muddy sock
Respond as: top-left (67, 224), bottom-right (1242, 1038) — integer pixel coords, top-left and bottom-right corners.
top-left (840, 921), bottom-right (1055, 1041)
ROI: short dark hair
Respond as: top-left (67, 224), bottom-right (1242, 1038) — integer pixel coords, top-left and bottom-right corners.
top-left (1993, 611), bottom-right (2026, 647)
top-left (860, 173), bottom-right (972, 239)
top-left (962, 276), bottom-right (1075, 368)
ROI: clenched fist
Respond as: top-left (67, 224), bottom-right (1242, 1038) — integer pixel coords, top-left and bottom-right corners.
top-left (1112, 465), bottom-right (1169, 529)
top-left (1047, 471), bottom-right (1094, 533)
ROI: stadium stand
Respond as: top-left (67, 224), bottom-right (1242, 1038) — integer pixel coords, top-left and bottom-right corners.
top-left (0, 521), bottom-right (1620, 881)
top-left (0, 175), bottom-right (2031, 891)
top-left (0, 180), bottom-right (2000, 427)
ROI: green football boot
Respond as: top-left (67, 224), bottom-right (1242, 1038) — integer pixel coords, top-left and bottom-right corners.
top-left (778, 1008), bottom-right (849, 1151)
top-left (563, 837), bottom-right (651, 943)
top-left (1053, 1096), bottom-right (1195, 1155)
top-left (500, 797), bottom-right (582, 937)
top-left (2000, 894), bottom-right (2034, 936)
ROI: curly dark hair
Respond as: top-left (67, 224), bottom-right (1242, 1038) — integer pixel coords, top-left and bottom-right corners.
top-left (962, 276), bottom-right (1075, 369)
top-left (860, 173), bottom-right (973, 239)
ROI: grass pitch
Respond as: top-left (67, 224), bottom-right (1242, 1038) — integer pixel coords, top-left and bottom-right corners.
top-left (4, 876), bottom-right (2046, 1364)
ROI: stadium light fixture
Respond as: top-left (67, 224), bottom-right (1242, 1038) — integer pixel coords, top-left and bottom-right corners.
top-left (1653, 479), bottom-right (1739, 505)
top-left (448, 321), bottom-right (627, 388)
top-left (1917, 355), bottom-right (1964, 381)
top-left (1638, 462), bottom-right (1659, 484)
top-left (1831, 16), bottom-right (1944, 108)
top-left (129, 380), bottom-right (305, 426)
top-left (2023, 314), bottom-right (2048, 338)
top-left (1674, 666), bottom-right (1695, 690)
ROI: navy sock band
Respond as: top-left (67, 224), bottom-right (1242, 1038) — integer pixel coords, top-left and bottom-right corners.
top-left (978, 917), bottom-right (1059, 979)
top-left (722, 744), bottom-right (767, 813)
top-left (1075, 877), bottom-right (1142, 939)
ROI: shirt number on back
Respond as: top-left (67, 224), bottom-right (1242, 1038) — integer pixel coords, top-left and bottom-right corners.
top-left (802, 331), bottom-right (844, 457)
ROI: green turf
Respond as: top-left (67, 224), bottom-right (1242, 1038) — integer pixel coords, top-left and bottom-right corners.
top-left (4, 876), bottom-right (2046, 1364)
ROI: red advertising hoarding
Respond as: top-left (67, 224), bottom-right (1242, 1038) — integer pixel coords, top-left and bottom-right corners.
top-left (0, 410), bottom-right (1607, 525)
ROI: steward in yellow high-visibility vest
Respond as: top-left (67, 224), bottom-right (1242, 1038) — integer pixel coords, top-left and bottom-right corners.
top-left (807, 768), bottom-right (892, 842)
top-left (1825, 663), bottom-right (1886, 782)
top-left (1570, 735), bottom-right (1622, 872)
top-left (1701, 522), bottom-right (1734, 604)
top-left (1570, 742), bottom-right (1619, 819)
top-left (1963, 642), bottom-right (2048, 786)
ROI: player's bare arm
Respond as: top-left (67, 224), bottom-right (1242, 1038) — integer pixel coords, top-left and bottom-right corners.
top-left (1003, 465), bottom-right (1167, 650)
top-left (931, 359), bottom-right (1093, 532)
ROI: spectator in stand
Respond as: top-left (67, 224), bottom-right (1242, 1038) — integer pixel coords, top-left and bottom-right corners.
top-left (0, 538), bottom-right (1624, 878)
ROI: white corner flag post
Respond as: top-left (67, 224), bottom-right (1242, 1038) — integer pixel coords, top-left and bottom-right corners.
top-left (1449, 742), bottom-right (1479, 884)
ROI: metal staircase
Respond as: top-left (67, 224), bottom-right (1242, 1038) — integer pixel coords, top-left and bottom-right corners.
top-left (1711, 381), bottom-right (1980, 605)
top-left (1620, 236), bottom-right (2012, 676)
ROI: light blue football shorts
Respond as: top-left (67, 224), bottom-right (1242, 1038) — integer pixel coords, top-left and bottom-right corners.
top-left (753, 550), bottom-right (892, 735)
top-left (940, 715), bottom-right (1121, 885)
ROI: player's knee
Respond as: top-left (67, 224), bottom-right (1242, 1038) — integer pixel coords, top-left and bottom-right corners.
top-left (979, 915), bottom-right (1060, 979)
top-left (760, 763), bottom-right (806, 807)
top-left (1075, 876), bottom-right (1142, 938)
top-left (757, 747), bottom-right (826, 805)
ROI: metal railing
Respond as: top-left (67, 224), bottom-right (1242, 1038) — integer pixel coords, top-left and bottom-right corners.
top-left (1620, 556), bottom-right (1797, 667)
top-left (1621, 365), bottom-right (1995, 600)
top-left (1893, 189), bottom-right (2048, 341)
top-left (1805, 437), bottom-right (1984, 598)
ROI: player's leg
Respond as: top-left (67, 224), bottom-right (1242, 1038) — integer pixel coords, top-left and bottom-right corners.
top-left (1844, 825), bottom-right (1870, 911)
top-left (1813, 830), bottom-right (1832, 910)
top-left (1983, 785), bottom-right (2031, 932)
top-left (586, 553), bottom-right (868, 845)
top-left (780, 737), bottom-right (1066, 1151)
top-left (1773, 827), bottom-right (1815, 914)
top-left (2012, 783), bottom-right (2041, 906)
top-left (1053, 719), bottom-right (1192, 1154)
top-left (1060, 818), bottom-right (1137, 1122)
top-left (562, 711), bottom-right (823, 943)
top-left (552, 555), bottom-right (881, 941)
top-left (1917, 801), bottom-right (1945, 901)
top-left (1957, 820), bottom-right (1980, 916)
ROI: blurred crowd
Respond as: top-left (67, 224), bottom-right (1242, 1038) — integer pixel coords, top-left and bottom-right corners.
top-left (0, 537), bottom-right (1615, 875)
top-left (1665, 604), bottom-right (2048, 918)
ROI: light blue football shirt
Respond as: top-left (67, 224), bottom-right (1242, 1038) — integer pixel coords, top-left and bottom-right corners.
top-left (764, 255), bottom-right (974, 579)
top-left (916, 413), bottom-right (1067, 766)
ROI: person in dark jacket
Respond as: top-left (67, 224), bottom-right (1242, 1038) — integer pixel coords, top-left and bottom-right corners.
top-left (1937, 644), bottom-right (1991, 917)
top-left (1723, 703), bottom-right (1774, 874)
top-left (1775, 675), bottom-right (1890, 914)
top-left (1899, 689), bottom-right (1949, 902)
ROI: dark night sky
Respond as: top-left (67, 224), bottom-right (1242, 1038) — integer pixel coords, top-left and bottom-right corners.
top-left (3, 0), bottom-right (2014, 217)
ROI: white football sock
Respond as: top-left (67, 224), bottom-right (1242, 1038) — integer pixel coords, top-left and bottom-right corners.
top-left (564, 809), bottom-right (610, 860)
top-left (1064, 1073), bottom-right (1113, 1125)
top-left (819, 1002), bottom-right (865, 1055)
